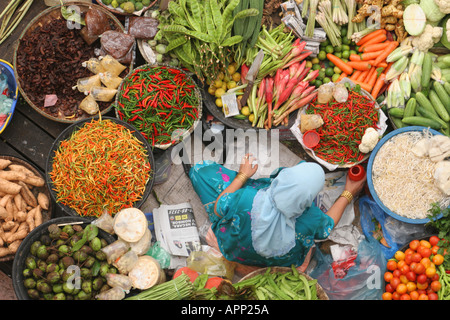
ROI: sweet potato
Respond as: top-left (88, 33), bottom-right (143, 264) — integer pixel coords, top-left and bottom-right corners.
top-left (8, 239), bottom-right (22, 254)
top-left (7, 164), bottom-right (35, 176)
top-left (0, 206), bottom-right (8, 220)
top-left (18, 181), bottom-right (37, 207)
top-left (33, 205), bottom-right (42, 227)
top-left (14, 210), bottom-right (27, 223)
top-left (14, 193), bottom-right (27, 212)
top-left (37, 193), bottom-right (49, 210)
top-left (5, 228), bottom-right (28, 243)
top-left (0, 194), bottom-right (12, 208)
top-left (0, 170), bottom-right (27, 181)
top-left (0, 177), bottom-right (22, 195)
top-left (26, 210), bottom-right (35, 232)
top-left (0, 247), bottom-right (11, 257)
top-left (0, 159), bottom-right (11, 170)
top-left (2, 220), bottom-right (17, 232)
top-left (5, 198), bottom-right (15, 222)
top-left (22, 175), bottom-right (45, 188)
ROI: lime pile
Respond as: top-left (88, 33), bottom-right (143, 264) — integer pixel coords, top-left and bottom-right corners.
top-left (102, 0), bottom-right (152, 12)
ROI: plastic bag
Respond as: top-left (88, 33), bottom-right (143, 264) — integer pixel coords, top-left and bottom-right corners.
top-left (113, 250), bottom-right (139, 274)
top-left (128, 17), bottom-right (159, 40)
top-left (79, 94), bottom-right (99, 115)
top-left (146, 241), bottom-right (171, 269)
top-left (82, 57), bottom-right (106, 74)
top-left (99, 31), bottom-right (135, 64)
top-left (186, 248), bottom-right (235, 280)
top-left (99, 72), bottom-right (122, 89)
top-left (90, 86), bottom-right (117, 102)
top-left (129, 228), bottom-right (152, 256)
top-left (101, 239), bottom-right (130, 264)
top-left (85, 7), bottom-right (111, 36)
top-left (99, 55), bottom-right (126, 77)
top-left (105, 273), bottom-right (133, 293)
top-left (91, 211), bottom-right (115, 234)
top-left (359, 195), bottom-right (426, 260)
top-left (308, 236), bottom-right (387, 300)
top-left (74, 74), bottom-right (102, 93)
top-left (95, 286), bottom-right (126, 300)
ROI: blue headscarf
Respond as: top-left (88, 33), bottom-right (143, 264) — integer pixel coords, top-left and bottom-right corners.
top-left (250, 162), bottom-right (325, 258)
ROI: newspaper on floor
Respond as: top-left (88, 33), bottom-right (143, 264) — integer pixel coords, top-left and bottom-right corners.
top-left (153, 202), bottom-right (202, 269)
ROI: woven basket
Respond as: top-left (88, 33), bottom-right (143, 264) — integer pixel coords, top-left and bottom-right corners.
top-left (238, 266), bottom-right (329, 300)
top-left (0, 155), bottom-right (53, 262)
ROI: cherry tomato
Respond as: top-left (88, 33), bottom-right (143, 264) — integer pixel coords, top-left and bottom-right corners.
top-left (410, 290), bottom-right (419, 300)
top-left (406, 281), bottom-right (417, 293)
top-left (432, 254), bottom-right (444, 266)
top-left (431, 273), bottom-right (440, 282)
top-left (400, 264), bottom-right (410, 275)
top-left (392, 292), bottom-right (401, 300)
top-left (412, 253), bottom-right (422, 263)
top-left (414, 263), bottom-right (425, 274)
top-left (425, 267), bottom-right (437, 279)
top-left (406, 271), bottom-right (416, 282)
top-left (430, 280), bottom-right (441, 292)
top-left (429, 236), bottom-right (440, 247)
top-left (420, 247), bottom-right (432, 259)
top-left (399, 275), bottom-right (409, 284)
top-left (420, 240), bottom-right (431, 249)
top-left (393, 269), bottom-right (402, 278)
top-left (384, 271), bottom-right (393, 282)
top-left (397, 260), bottom-right (406, 270)
top-left (420, 257), bottom-right (432, 269)
top-left (387, 260), bottom-right (398, 271)
top-left (404, 253), bottom-right (413, 265)
top-left (417, 281), bottom-right (428, 290)
top-left (390, 277), bottom-right (401, 290)
top-left (405, 248), bottom-right (415, 256)
top-left (418, 293), bottom-right (429, 300)
top-left (410, 240), bottom-right (420, 251)
top-left (400, 293), bottom-right (411, 300)
top-left (385, 284), bottom-right (394, 293)
top-left (394, 250), bottom-right (405, 261)
top-left (428, 292), bottom-right (439, 300)
top-left (417, 274), bottom-right (428, 284)
top-left (431, 245), bottom-right (440, 256)
top-left (382, 292), bottom-right (392, 300)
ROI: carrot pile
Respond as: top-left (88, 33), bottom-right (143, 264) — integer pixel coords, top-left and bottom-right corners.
top-left (50, 118), bottom-right (152, 217)
top-left (328, 29), bottom-right (398, 99)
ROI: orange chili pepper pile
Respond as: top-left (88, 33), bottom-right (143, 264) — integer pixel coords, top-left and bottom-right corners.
top-left (50, 119), bottom-right (152, 217)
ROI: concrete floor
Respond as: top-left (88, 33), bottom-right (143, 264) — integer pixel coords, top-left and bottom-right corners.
top-left (0, 136), bottom-right (303, 300)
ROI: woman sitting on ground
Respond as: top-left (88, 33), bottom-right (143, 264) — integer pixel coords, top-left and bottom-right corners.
top-left (189, 154), bottom-right (366, 275)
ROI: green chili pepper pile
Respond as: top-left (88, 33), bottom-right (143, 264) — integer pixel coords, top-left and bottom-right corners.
top-left (233, 266), bottom-right (320, 300)
top-left (116, 65), bottom-right (200, 147)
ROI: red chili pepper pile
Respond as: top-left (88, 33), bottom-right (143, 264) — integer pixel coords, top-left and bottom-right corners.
top-left (306, 90), bottom-right (379, 165)
top-left (116, 66), bottom-right (200, 147)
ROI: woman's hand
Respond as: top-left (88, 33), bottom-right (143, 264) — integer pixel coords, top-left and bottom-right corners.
top-left (239, 153), bottom-right (258, 178)
top-left (344, 172), bottom-right (367, 197)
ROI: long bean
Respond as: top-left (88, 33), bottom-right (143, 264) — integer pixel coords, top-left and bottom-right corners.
top-left (125, 274), bottom-right (194, 300)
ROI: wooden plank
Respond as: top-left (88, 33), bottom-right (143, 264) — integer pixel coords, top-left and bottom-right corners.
top-left (0, 110), bottom-right (54, 171)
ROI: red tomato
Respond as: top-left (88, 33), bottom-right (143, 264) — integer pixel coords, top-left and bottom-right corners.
top-left (420, 247), bottom-right (432, 259)
top-left (406, 271), bottom-right (416, 282)
top-left (405, 248), bottom-right (415, 255)
top-left (412, 253), bottom-right (422, 263)
top-left (421, 257), bottom-right (432, 269)
top-left (425, 267), bottom-right (437, 279)
top-left (417, 274), bottom-right (428, 284)
top-left (382, 292), bottom-right (392, 300)
top-left (387, 260), bottom-right (398, 271)
top-left (385, 284), bottom-right (394, 293)
top-left (396, 283), bottom-right (407, 295)
top-left (384, 271), bottom-right (393, 282)
top-left (392, 292), bottom-right (401, 300)
top-left (414, 263), bottom-right (425, 274)
top-left (417, 281), bottom-right (428, 290)
top-left (428, 292), bottom-right (439, 300)
top-left (410, 291), bottom-right (419, 300)
top-left (430, 280), bottom-right (441, 292)
top-left (431, 273), bottom-right (440, 282)
top-left (390, 277), bottom-right (401, 289)
top-left (431, 245), bottom-right (440, 255)
top-left (420, 240), bottom-right (431, 249)
top-left (410, 240), bottom-right (420, 251)
top-left (432, 254), bottom-right (444, 266)
top-left (404, 253), bottom-right (413, 265)
top-left (399, 275), bottom-right (409, 284)
top-left (394, 250), bottom-right (405, 261)
top-left (397, 260), bottom-right (406, 270)
top-left (406, 281), bottom-right (417, 293)
top-left (418, 293), bottom-right (429, 300)
top-left (400, 264), bottom-right (410, 275)
top-left (393, 269), bottom-right (402, 278)
top-left (400, 293), bottom-right (411, 300)
top-left (429, 236), bottom-right (440, 247)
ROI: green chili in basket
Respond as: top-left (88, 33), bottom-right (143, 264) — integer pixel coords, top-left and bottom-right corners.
top-left (116, 66), bottom-right (200, 147)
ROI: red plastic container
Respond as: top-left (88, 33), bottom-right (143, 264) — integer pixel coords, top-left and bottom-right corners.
top-left (349, 164), bottom-right (366, 181)
top-left (303, 130), bottom-right (320, 148)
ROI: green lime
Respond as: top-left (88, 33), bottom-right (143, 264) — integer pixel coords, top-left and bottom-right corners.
top-left (318, 69), bottom-right (326, 80)
top-left (312, 64), bottom-right (321, 71)
top-left (323, 77), bottom-right (331, 84)
top-left (333, 66), bottom-right (342, 74)
top-left (342, 37), bottom-right (351, 45)
top-left (332, 73), bottom-right (341, 82)
top-left (341, 28), bottom-right (347, 37)
top-left (117, 0), bottom-right (126, 3)
top-left (135, 1), bottom-right (143, 10)
top-left (318, 50), bottom-right (327, 61)
top-left (122, 1), bottom-right (135, 12)
top-left (321, 39), bottom-right (330, 47)
top-left (111, 0), bottom-right (119, 7)
top-left (335, 52), bottom-right (342, 58)
top-left (329, 61), bottom-right (335, 67)
top-left (349, 50), bottom-right (357, 55)
top-left (314, 79), bottom-right (323, 87)
top-left (325, 45), bottom-right (334, 54)
top-left (325, 67), bottom-right (334, 77)
top-left (342, 45), bottom-right (350, 51)
top-left (355, 46), bottom-right (360, 52)
top-left (342, 50), bottom-right (350, 59)
top-left (334, 45), bottom-right (342, 53)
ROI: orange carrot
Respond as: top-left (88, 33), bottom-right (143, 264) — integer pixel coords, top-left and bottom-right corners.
top-left (349, 53), bottom-right (362, 61)
top-left (367, 68), bottom-right (378, 88)
top-left (347, 60), bottom-right (373, 71)
top-left (373, 41), bottom-right (399, 66)
top-left (358, 34), bottom-right (387, 52)
top-left (326, 53), bottom-right (353, 75)
top-left (377, 62), bottom-right (388, 68)
top-left (361, 50), bottom-right (384, 61)
top-left (351, 79), bottom-right (373, 92)
top-left (356, 29), bottom-right (387, 46)
top-left (357, 69), bottom-right (370, 82)
top-left (362, 42), bottom-right (390, 53)
top-left (371, 73), bottom-right (386, 98)
top-left (335, 72), bottom-right (348, 82)
top-left (173, 267), bottom-right (199, 283)
top-left (204, 277), bottom-right (224, 289)
top-left (350, 70), bottom-right (362, 80)
top-left (383, 61), bottom-right (394, 73)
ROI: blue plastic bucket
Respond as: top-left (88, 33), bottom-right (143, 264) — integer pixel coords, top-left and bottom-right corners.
top-left (0, 59), bottom-right (18, 134)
